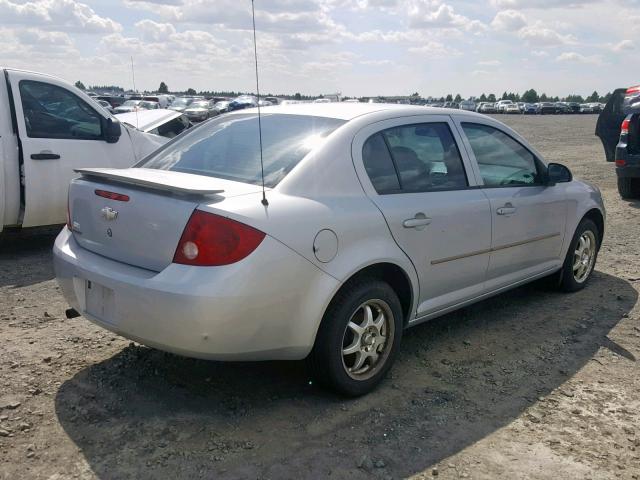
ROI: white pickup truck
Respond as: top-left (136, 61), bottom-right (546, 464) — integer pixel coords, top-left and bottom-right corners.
top-left (0, 67), bottom-right (166, 232)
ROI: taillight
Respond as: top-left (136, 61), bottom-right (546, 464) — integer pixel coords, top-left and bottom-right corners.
top-left (173, 210), bottom-right (265, 266)
top-left (621, 118), bottom-right (630, 135)
top-left (95, 189), bottom-right (130, 202)
top-left (627, 85), bottom-right (640, 95)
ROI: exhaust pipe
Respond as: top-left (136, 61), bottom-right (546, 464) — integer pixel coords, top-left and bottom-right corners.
top-left (65, 308), bottom-right (80, 319)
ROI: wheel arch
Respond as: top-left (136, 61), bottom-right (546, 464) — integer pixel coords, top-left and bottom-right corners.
top-left (582, 208), bottom-right (605, 249)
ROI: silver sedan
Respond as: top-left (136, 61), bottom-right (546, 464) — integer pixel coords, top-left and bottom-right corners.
top-left (54, 104), bottom-right (605, 396)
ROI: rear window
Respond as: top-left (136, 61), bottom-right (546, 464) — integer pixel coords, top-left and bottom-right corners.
top-left (139, 113), bottom-right (345, 187)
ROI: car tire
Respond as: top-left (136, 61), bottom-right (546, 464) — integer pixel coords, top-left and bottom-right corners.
top-left (557, 218), bottom-right (600, 292)
top-left (308, 278), bottom-right (403, 397)
top-left (617, 177), bottom-right (640, 199)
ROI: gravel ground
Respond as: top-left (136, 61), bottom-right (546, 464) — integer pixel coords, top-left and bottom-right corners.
top-left (1, 114), bottom-right (639, 480)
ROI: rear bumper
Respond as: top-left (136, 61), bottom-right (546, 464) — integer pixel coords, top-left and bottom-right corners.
top-left (53, 228), bottom-right (338, 361)
top-left (616, 165), bottom-right (640, 178)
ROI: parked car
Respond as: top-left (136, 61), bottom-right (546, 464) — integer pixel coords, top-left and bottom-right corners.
top-left (596, 86), bottom-right (640, 198)
top-left (143, 95), bottom-right (171, 108)
top-left (580, 103), bottom-right (601, 114)
top-left (116, 109), bottom-right (192, 139)
top-left (504, 103), bottom-right (520, 114)
top-left (138, 100), bottom-right (160, 110)
top-left (169, 97), bottom-right (196, 113)
top-left (554, 102), bottom-right (570, 114)
top-left (443, 101), bottom-right (459, 109)
top-left (229, 95), bottom-right (258, 111)
top-left (54, 103), bottom-right (604, 396)
top-left (184, 100), bottom-right (218, 122)
top-left (114, 100), bottom-right (143, 114)
top-left (96, 100), bottom-right (114, 114)
top-left (0, 67), bottom-right (166, 232)
top-left (495, 100), bottom-right (514, 113)
top-left (477, 102), bottom-right (497, 114)
top-left (213, 100), bottom-right (231, 114)
top-left (459, 100), bottom-right (476, 112)
top-left (522, 103), bottom-right (537, 115)
top-left (96, 95), bottom-right (125, 108)
top-left (264, 96), bottom-right (281, 105)
top-left (566, 102), bottom-right (581, 114)
top-left (535, 102), bottom-right (556, 115)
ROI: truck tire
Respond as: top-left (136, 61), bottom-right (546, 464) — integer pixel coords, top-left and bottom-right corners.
top-left (617, 177), bottom-right (640, 199)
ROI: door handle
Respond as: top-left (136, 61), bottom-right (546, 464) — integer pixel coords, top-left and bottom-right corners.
top-left (496, 203), bottom-right (517, 215)
top-left (31, 152), bottom-right (60, 160)
top-left (403, 216), bottom-right (432, 229)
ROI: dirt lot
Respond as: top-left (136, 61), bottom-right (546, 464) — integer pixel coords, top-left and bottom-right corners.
top-left (1, 114), bottom-right (639, 480)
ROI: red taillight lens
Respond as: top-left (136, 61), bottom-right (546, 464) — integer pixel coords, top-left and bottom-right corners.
top-left (615, 159), bottom-right (626, 166)
top-left (627, 85), bottom-right (640, 94)
top-left (95, 189), bottom-right (130, 202)
top-left (173, 210), bottom-right (265, 266)
top-left (621, 118), bottom-right (630, 135)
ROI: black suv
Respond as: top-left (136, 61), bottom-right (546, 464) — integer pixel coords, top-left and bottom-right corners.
top-left (596, 86), bottom-right (640, 198)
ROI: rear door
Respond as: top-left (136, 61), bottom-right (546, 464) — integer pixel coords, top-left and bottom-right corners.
top-left (352, 115), bottom-right (492, 317)
top-left (7, 70), bottom-right (137, 227)
top-left (596, 88), bottom-right (626, 161)
top-left (456, 120), bottom-right (567, 290)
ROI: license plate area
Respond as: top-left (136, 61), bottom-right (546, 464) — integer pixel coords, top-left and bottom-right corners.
top-left (85, 280), bottom-right (115, 325)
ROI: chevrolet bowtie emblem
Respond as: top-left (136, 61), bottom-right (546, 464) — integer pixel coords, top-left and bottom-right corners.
top-left (101, 206), bottom-right (118, 221)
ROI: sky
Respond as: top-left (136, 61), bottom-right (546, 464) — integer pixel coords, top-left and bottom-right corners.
top-left (1, 0), bottom-right (639, 98)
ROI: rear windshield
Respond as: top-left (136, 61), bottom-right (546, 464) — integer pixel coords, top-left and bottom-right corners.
top-left (138, 113), bottom-right (345, 187)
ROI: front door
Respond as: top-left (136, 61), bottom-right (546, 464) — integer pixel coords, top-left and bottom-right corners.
top-left (352, 116), bottom-right (492, 316)
top-left (7, 71), bottom-right (135, 227)
top-left (457, 122), bottom-right (567, 290)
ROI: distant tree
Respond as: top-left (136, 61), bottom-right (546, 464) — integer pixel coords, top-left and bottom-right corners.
top-left (479, 93), bottom-right (487, 102)
top-left (75, 81), bottom-right (86, 90)
top-left (454, 93), bottom-right (462, 102)
top-left (540, 93), bottom-right (548, 101)
top-left (411, 92), bottom-right (420, 97)
top-left (602, 92), bottom-right (612, 102)
top-left (294, 92), bottom-right (302, 100)
top-left (521, 89), bottom-right (538, 103)
top-left (501, 91), bottom-right (508, 100)
top-left (445, 94), bottom-right (453, 102)
top-left (158, 82), bottom-right (169, 94)
top-left (186, 87), bottom-right (197, 95)
top-left (565, 94), bottom-right (584, 103)
top-left (487, 93), bottom-right (496, 102)
top-left (586, 90), bottom-right (599, 102)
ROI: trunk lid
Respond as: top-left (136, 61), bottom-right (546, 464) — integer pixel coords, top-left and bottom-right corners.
top-left (69, 168), bottom-right (262, 271)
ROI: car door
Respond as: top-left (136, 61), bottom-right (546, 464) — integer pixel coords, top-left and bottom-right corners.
top-left (7, 71), bottom-right (136, 227)
top-left (352, 115), bottom-right (492, 317)
top-left (596, 88), bottom-right (626, 162)
top-left (456, 120), bottom-right (567, 290)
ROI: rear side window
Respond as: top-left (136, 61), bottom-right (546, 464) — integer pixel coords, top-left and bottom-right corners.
top-left (139, 113), bottom-right (345, 187)
top-left (362, 122), bottom-right (468, 194)
top-left (461, 123), bottom-right (541, 187)
top-left (19, 80), bottom-right (103, 140)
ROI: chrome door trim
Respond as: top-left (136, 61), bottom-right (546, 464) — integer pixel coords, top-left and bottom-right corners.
top-left (431, 232), bottom-right (561, 265)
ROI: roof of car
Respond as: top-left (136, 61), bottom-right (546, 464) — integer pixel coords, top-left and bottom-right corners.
top-left (229, 102), bottom-right (483, 121)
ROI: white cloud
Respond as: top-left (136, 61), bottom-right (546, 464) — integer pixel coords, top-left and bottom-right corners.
top-left (477, 59), bottom-right (502, 66)
top-left (490, 0), bottom-right (596, 8)
top-left (408, 41), bottom-right (462, 58)
top-left (556, 51), bottom-right (602, 65)
top-left (408, 2), bottom-right (487, 33)
top-left (611, 39), bottom-right (634, 52)
top-left (0, 0), bottom-right (122, 33)
top-left (491, 10), bottom-right (527, 31)
top-left (518, 22), bottom-right (575, 46)
top-left (135, 19), bottom-right (176, 42)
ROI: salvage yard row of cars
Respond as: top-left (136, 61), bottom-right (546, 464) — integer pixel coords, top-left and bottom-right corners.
top-left (452, 100), bottom-right (606, 114)
top-left (5, 66), bottom-right (638, 396)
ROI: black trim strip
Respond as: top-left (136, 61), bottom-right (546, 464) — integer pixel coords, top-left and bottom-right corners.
top-left (431, 232), bottom-right (561, 265)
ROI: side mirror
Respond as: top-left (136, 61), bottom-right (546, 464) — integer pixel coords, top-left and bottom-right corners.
top-left (546, 162), bottom-right (572, 185)
top-left (105, 117), bottom-right (122, 143)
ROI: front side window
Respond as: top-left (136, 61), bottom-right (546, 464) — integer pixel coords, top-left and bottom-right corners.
top-left (139, 113), bottom-right (345, 187)
top-left (461, 123), bottom-right (541, 187)
top-left (362, 122), bottom-right (468, 194)
top-left (19, 80), bottom-right (102, 140)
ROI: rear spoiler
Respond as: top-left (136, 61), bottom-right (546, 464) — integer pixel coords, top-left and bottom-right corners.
top-left (74, 168), bottom-right (225, 195)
